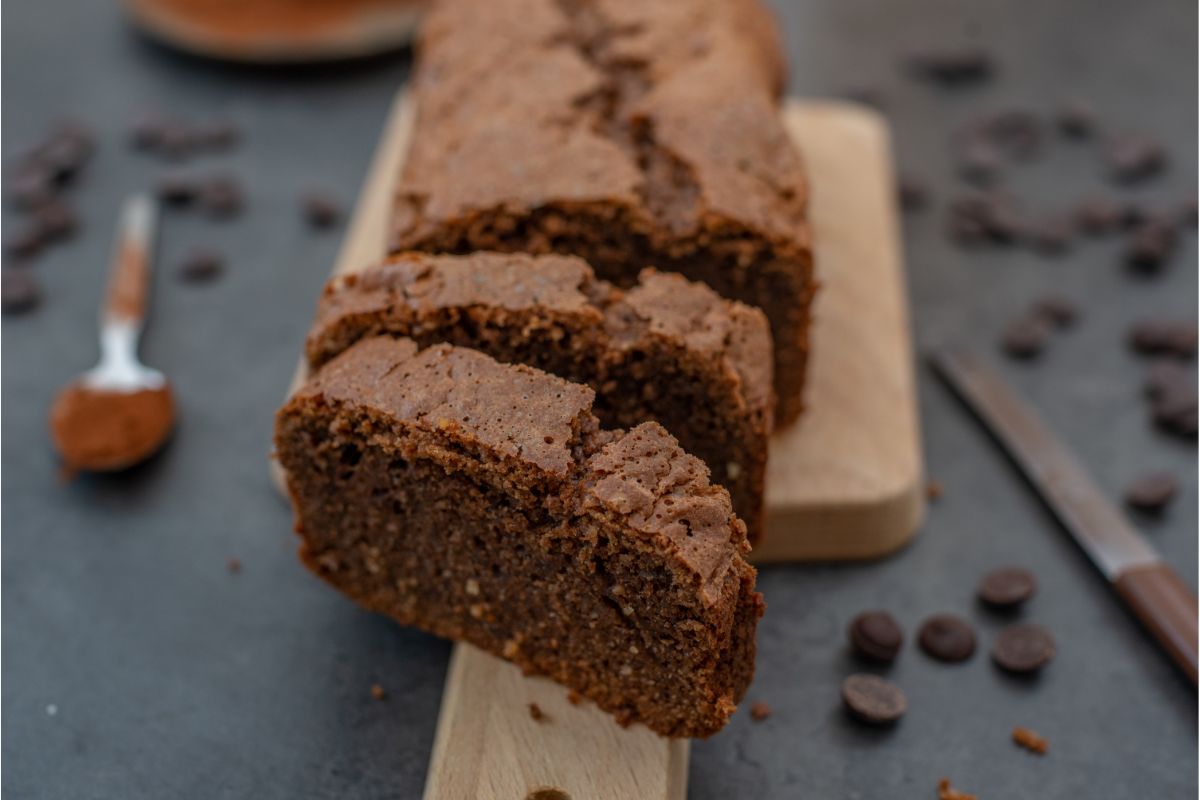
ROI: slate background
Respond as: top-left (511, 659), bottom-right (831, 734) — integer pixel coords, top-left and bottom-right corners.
top-left (3, 0), bottom-right (1196, 797)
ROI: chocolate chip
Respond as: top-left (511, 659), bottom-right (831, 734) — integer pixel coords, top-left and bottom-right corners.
top-left (848, 610), bottom-right (904, 663)
top-left (898, 175), bottom-right (930, 212)
top-left (177, 247), bottom-right (224, 284)
top-left (1075, 196), bottom-right (1124, 235)
top-left (1124, 471), bottom-right (1178, 513)
top-left (157, 173), bottom-right (201, 206)
top-left (905, 47), bottom-right (994, 85)
top-left (1001, 315), bottom-right (1051, 359)
top-left (918, 614), bottom-right (976, 662)
top-left (198, 176), bottom-right (244, 219)
top-left (1129, 320), bottom-right (1197, 359)
top-left (1105, 134), bottom-right (1166, 183)
top-left (1125, 219), bottom-right (1179, 274)
top-left (1, 267), bottom-right (41, 314)
top-left (1025, 215), bottom-right (1074, 255)
top-left (841, 674), bottom-right (907, 725)
top-left (302, 192), bottom-right (342, 229)
top-left (978, 566), bottom-right (1037, 609)
top-left (1033, 295), bottom-right (1079, 328)
top-left (1056, 99), bottom-right (1095, 139)
top-left (991, 623), bottom-right (1055, 674)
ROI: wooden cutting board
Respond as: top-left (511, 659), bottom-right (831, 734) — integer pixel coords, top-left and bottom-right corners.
top-left (271, 90), bottom-right (922, 799)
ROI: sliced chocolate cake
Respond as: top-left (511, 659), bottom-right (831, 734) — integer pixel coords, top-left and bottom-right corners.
top-left (275, 336), bottom-right (763, 738)
top-left (305, 252), bottom-right (772, 543)
top-left (390, 0), bottom-right (815, 424)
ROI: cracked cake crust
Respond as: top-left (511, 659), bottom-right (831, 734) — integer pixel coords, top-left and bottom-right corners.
top-left (390, 0), bottom-right (815, 424)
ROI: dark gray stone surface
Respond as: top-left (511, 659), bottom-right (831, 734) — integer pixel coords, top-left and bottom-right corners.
top-left (3, 1), bottom-right (1196, 797)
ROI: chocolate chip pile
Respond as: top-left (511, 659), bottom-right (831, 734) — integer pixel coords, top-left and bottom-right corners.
top-left (2, 121), bottom-right (94, 314)
top-left (3, 110), bottom-right (347, 317)
top-left (838, 563), bottom-right (1054, 749)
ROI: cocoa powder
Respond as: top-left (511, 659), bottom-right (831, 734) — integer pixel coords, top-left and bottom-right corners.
top-left (49, 384), bottom-right (174, 472)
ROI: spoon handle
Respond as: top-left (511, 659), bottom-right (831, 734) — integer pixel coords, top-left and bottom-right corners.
top-left (103, 194), bottom-right (157, 328)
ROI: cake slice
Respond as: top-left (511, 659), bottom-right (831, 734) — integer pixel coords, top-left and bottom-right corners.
top-left (305, 252), bottom-right (773, 542)
top-left (275, 336), bottom-right (763, 738)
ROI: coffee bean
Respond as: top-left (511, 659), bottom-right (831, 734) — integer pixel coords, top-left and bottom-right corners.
top-left (6, 165), bottom-right (55, 211)
top-left (302, 192), bottom-right (342, 229)
top-left (4, 223), bottom-right (45, 258)
top-left (1075, 196), bottom-right (1124, 235)
top-left (1025, 215), bottom-right (1074, 255)
top-left (1124, 471), bottom-right (1178, 513)
top-left (1125, 219), bottom-right (1179, 274)
top-left (1033, 295), bottom-right (1079, 328)
top-left (1129, 320), bottom-right (1197, 359)
top-left (905, 47), bottom-right (994, 85)
top-left (1056, 99), bottom-right (1095, 139)
top-left (978, 566), bottom-right (1037, 609)
top-left (1152, 388), bottom-right (1198, 439)
top-left (898, 175), bottom-right (930, 212)
top-left (37, 125), bottom-right (94, 185)
top-left (841, 674), bottom-right (907, 725)
top-left (1, 267), bottom-right (41, 315)
top-left (177, 247), bottom-right (224, 284)
top-left (158, 123), bottom-right (196, 161)
top-left (1144, 360), bottom-right (1192, 400)
top-left (1105, 134), bottom-right (1166, 183)
top-left (129, 112), bottom-right (171, 151)
top-left (958, 140), bottom-right (1002, 185)
top-left (977, 108), bottom-right (1044, 160)
top-left (198, 176), bottom-right (244, 219)
top-left (1181, 196), bottom-right (1198, 228)
top-left (918, 614), bottom-right (976, 662)
top-left (848, 610), bottom-right (904, 663)
top-left (194, 119), bottom-right (240, 150)
top-left (991, 623), bottom-right (1055, 674)
top-left (34, 199), bottom-right (77, 242)
top-left (948, 192), bottom-right (1022, 246)
top-left (1001, 316), bottom-right (1051, 359)
top-left (157, 173), bottom-right (201, 206)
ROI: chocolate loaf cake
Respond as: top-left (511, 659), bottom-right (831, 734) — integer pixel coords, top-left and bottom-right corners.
top-left (305, 252), bottom-right (773, 542)
top-left (275, 336), bottom-right (763, 737)
top-left (390, 0), bottom-right (815, 424)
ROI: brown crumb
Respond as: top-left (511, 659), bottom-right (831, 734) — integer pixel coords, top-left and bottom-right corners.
top-left (528, 702), bottom-right (546, 722)
top-left (749, 701), bottom-right (772, 721)
top-left (926, 480), bottom-right (943, 501)
top-left (938, 777), bottom-right (978, 800)
top-left (370, 683), bottom-right (386, 701)
top-left (226, 558), bottom-right (242, 574)
top-left (566, 690), bottom-right (583, 706)
top-left (1012, 726), bottom-right (1048, 754)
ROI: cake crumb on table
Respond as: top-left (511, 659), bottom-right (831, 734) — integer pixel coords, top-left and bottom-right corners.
top-left (566, 690), bottom-right (582, 706)
top-left (1012, 726), bottom-right (1048, 754)
top-left (370, 683), bottom-right (386, 701)
top-left (749, 701), bottom-right (772, 721)
top-left (226, 558), bottom-right (242, 574)
top-left (926, 480), bottom-right (943, 501)
top-left (528, 703), bottom-right (545, 722)
top-left (937, 777), bottom-right (978, 800)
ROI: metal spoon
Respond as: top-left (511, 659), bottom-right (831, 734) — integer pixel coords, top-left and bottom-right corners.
top-left (49, 194), bottom-right (175, 473)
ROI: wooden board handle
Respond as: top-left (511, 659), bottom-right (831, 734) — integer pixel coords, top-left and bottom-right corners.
top-left (1114, 562), bottom-right (1198, 685)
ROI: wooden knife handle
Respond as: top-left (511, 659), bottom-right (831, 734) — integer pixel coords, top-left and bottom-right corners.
top-left (1114, 562), bottom-right (1198, 685)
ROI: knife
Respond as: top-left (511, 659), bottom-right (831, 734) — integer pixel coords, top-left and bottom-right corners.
top-left (931, 347), bottom-right (1198, 685)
